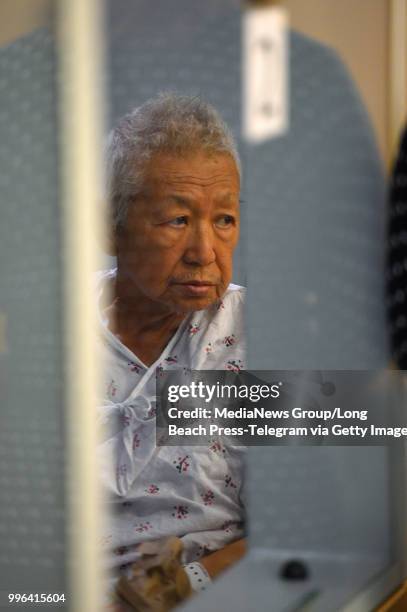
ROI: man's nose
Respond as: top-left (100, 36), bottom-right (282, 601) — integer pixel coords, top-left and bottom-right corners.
top-left (182, 223), bottom-right (216, 266)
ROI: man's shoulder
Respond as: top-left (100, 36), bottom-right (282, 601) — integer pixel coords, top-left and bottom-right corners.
top-left (225, 283), bottom-right (246, 297)
top-left (194, 283), bottom-right (246, 365)
top-left (201, 283), bottom-right (245, 324)
top-left (191, 283), bottom-right (245, 328)
top-left (222, 283), bottom-right (246, 306)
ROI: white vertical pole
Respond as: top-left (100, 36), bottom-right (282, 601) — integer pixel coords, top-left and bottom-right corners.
top-left (57, 0), bottom-right (106, 610)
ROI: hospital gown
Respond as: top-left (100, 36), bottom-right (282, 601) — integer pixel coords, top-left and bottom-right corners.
top-left (97, 269), bottom-right (247, 574)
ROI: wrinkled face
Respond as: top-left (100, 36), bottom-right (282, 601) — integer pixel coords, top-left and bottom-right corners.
top-left (114, 150), bottom-right (240, 314)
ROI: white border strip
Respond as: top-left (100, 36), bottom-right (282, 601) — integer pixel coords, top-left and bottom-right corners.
top-left (57, 1), bottom-right (106, 610)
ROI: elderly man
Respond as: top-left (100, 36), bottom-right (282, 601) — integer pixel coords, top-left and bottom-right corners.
top-left (98, 93), bottom-right (246, 596)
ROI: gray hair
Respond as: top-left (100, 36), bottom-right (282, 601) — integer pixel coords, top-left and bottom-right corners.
top-left (106, 92), bottom-right (241, 231)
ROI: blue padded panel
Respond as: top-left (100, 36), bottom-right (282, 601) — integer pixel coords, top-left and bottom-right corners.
top-left (0, 28), bottom-right (66, 598)
top-left (245, 34), bottom-right (388, 369)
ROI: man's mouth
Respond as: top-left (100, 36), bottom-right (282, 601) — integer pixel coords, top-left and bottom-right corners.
top-left (176, 280), bottom-right (215, 286)
top-left (171, 280), bottom-right (217, 296)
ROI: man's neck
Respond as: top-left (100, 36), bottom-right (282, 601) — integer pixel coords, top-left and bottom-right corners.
top-left (103, 277), bottom-right (185, 367)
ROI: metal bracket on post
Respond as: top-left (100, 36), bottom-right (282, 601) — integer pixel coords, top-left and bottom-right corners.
top-left (242, 1), bottom-right (289, 143)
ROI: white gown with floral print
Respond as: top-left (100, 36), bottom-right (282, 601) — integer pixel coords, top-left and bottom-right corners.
top-left (97, 269), bottom-right (247, 574)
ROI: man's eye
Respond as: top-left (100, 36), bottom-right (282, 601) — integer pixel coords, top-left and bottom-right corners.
top-left (168, 216), bottom-right (188, 227)
top-left (215, 215), bottom-right (235, 228)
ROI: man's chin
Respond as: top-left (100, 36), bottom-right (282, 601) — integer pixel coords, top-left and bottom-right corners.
top-left (171, 294), bottom-right (220, 314)
top-left (166, 284), bottom-right (226, 313)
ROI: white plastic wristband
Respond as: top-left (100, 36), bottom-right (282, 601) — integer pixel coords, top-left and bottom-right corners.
top-left (183, 562), bottom-right (212, 593)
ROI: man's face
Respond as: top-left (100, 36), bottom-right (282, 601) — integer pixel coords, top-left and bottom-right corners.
top-left (114, 150), bottom-right (240, 314)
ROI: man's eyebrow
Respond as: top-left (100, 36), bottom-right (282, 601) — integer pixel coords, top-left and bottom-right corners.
top-left (216, 192), bottom-right (239, 200)
top-left (215, 193), bottom-right (240, 206)
top-left (162, 195), bottom-right (193, 206)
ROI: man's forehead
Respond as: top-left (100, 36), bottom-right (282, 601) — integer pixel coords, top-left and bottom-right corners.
top-left (143, 151), bottom-right (240, 185)
top-left (160, 191), bottom-right (240, 206)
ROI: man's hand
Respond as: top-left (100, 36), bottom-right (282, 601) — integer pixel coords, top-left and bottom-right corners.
top-left (199, 538), bottom-right (247, 579)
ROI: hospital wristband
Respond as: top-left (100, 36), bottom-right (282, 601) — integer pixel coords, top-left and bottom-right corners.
top-left (183, 562), bottom-right (212, 593)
